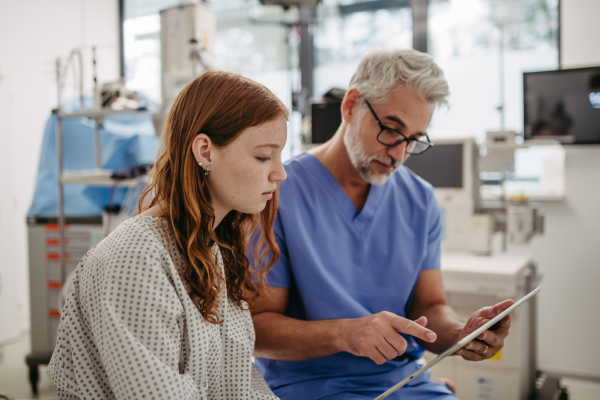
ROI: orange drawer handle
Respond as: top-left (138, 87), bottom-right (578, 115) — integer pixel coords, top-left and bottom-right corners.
top-left (46, 253), bottom-right (71, 261)
top-left (45, 224), bottom-right (70, 232)
top-left (48, 310), bottom-right (61, 318)
top-left (47, 281), bottom-right (62, 289)
top-left (46, 238), bottom-right (70, 246)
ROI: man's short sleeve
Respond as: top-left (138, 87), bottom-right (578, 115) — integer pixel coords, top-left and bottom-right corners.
top-left (421, 189), bottom-right (443, 271)
top-left (252, 211), bottom-right (292, 288)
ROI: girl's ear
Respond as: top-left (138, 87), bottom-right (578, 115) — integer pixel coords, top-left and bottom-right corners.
top-left (192, 133), bottom-right (213, 166)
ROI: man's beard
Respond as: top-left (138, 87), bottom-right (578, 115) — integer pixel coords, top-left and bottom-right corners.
top-left (343, 124), bottom-right (403, 185)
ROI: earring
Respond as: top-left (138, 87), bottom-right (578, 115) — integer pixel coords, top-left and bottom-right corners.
top-left (199, 161), bottom-right (210, 176)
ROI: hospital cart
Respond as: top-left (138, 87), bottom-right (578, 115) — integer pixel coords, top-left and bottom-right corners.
top-left (25, 105), bottom-right (154, 394)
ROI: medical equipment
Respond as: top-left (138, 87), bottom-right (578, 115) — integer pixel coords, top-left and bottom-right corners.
top-left (375, 287), bottom-right (541, 400)
top-left (308, 88), bottom-right (346, 144)
top-left (470, 213), bottom-right (494, 255)
top-left (404, 137), bottom-right (480, 253)
top-left (479, 132), bottom-right (559, 250)
top-left (25, 53), bottom-right (160, 394)
top-left (506, 196), bottom-right (538, 245)
top-left (160, 3), bottom-right (216, 110)
top-left (260, 0), bottom-right (321, 7)
top-left (404, 133), bottom-right (557, 253)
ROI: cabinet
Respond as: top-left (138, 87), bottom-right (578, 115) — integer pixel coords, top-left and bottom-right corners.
top-left (424, 253), bottom-right (540, 400)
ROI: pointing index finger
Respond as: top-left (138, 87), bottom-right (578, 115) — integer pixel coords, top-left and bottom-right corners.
top-left (390, 315), bottom-right (437, 343)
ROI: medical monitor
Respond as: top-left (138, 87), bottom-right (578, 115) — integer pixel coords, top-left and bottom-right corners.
top-left (403, 138), bottom-right (478, 200)
top-left (524, 66), bottom-right (600, 144)
top-left (403, 143), bottom-right (463, 189)
top-left (404, 137), bottom-right (479, 252)
top-left (311, 101), bottom-right (342, 144)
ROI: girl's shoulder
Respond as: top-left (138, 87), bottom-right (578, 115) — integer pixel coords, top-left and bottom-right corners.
top-left (85, 215), bottom-right (177, 273)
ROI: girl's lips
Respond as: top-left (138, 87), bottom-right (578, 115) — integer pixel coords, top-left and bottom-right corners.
top-left (262, 189), bottom-right (276, 199)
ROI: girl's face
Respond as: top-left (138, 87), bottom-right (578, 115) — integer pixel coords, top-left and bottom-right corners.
top-left (198, 116), bottom-right (288, 221)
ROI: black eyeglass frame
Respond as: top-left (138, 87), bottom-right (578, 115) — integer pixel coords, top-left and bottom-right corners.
top-left (364, 99), bottom-right (434, 155)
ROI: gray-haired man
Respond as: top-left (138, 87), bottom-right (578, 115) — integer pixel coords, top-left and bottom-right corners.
top-left (251, 49), bottom-right (514, 399)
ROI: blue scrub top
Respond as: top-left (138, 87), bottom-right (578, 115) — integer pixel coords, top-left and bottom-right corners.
top-left (255, 153), bottom-right (454, 400)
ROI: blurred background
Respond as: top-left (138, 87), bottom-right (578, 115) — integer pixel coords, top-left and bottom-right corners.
top-left (0, 0), bottom-right (598, 399)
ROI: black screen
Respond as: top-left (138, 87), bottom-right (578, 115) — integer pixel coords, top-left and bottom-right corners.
top-left (524, 67), bottom-right (600, 144)
top-left (403, 143), bottom-right (463, 188)
top-left (311, 101), bottom-right (342, 144)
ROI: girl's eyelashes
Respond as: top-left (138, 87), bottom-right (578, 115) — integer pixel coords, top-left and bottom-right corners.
top-left (256, 156), bottom-right (271, 162)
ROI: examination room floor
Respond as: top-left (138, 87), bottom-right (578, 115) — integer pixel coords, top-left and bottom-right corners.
top-left (0, 334), bottom-right (57, 399)
top-left (0, 333), bottom-right (599, 400)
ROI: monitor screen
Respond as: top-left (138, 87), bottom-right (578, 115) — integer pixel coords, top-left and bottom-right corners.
top-left (403, 143), bottom-right (463, 188)
top-left (524, 67), bottom-right (600, 144)
top-left (311, 101), bottom-right (342, 144)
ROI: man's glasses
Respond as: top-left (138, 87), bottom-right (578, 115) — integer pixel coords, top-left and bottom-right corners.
top-left (364, 99), bottom-right (433, 155)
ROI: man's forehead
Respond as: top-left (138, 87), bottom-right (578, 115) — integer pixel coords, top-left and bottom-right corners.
top-left (368, 98), bottom-right (433, 136)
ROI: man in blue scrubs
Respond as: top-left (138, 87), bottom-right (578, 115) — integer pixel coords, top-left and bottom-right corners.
top-left (251, 49), bottom-right (514, 399)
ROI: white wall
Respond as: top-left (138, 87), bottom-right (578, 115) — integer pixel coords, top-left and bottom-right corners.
top-left (532, 0), bottom-right (600, 379)
top-left (560, 0), bottom-right (600, 69)
top-left (533, 147), bottom-right (600, 379)
top-left (0, 0), bottom-right (120, 335)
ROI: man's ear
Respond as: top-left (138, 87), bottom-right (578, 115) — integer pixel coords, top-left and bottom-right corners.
top-left (192, 133), bottom-right (213, 166)
top-left (341, 88), bottom-right (361, 123)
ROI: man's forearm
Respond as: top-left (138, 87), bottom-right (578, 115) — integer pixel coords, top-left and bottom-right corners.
top-left (252, 312), bottom-right (345, 361)
top-left (414, 304), bottom-right (464, 354)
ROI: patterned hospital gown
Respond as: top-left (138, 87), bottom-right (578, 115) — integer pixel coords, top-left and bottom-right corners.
top-left (48, 215), bottom-right (278, 400)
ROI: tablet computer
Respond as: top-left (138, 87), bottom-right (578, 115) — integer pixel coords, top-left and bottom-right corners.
top-left (374, 286), bottom-right (541, 400)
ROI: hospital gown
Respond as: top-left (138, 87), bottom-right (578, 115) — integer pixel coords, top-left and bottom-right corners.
top-left (48, 215), bottom-right (277, 400)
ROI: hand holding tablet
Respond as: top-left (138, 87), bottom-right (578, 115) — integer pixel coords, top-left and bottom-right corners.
top-left (374, 287), bottom-right (541, 400)
top-left (455, 298), bottom-right (515, 361)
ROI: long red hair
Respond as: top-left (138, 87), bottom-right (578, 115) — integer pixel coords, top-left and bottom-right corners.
top-left (139, 71), bottom-right (288, 323)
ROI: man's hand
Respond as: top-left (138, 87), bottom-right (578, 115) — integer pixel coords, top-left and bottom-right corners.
top-left (455, 299), bottom-right (514, 361)
top-left (335, 312), bottom-right (437, 365)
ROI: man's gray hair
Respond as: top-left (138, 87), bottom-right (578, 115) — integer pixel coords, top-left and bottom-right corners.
top-left (348, 49), bottom-right (450, 106)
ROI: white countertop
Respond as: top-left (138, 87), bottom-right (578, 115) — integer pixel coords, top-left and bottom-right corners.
top-left (440, 252), bottom-right (533, 297)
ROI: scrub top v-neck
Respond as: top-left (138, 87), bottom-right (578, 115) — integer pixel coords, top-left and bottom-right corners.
top-left (308, 153), bottom-right (387, 236)
top-left (255, 152), bottom-right (452, 400)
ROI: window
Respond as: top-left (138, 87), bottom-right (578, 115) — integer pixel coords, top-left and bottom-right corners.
top-left (427, 0), bottom-right (559, 141)
top-left (314, 0), bottom-right (413, 97)
top-left (123, 0), bottom-right (559, 160)
top-left (123, 0), bottom-right (301, 159)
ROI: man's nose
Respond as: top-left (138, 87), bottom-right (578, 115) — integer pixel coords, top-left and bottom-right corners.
top-left (387, 141), bottom-right (408, 164)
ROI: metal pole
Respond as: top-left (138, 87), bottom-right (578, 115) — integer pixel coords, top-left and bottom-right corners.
top-left (499, 24), bottom-right (506, 132)
top-left (291, 5), bottom-right (315, 117)
top-left (411, 0), bottom-right (429, 53)
top-left (55, 58), bottom-right (66, 285)
top-left (92, 46), bottom-right (98, 110)
top-left (526, 262), bottom-right (539, 396)
top-left (94, 119), bottom-right (102, 170)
